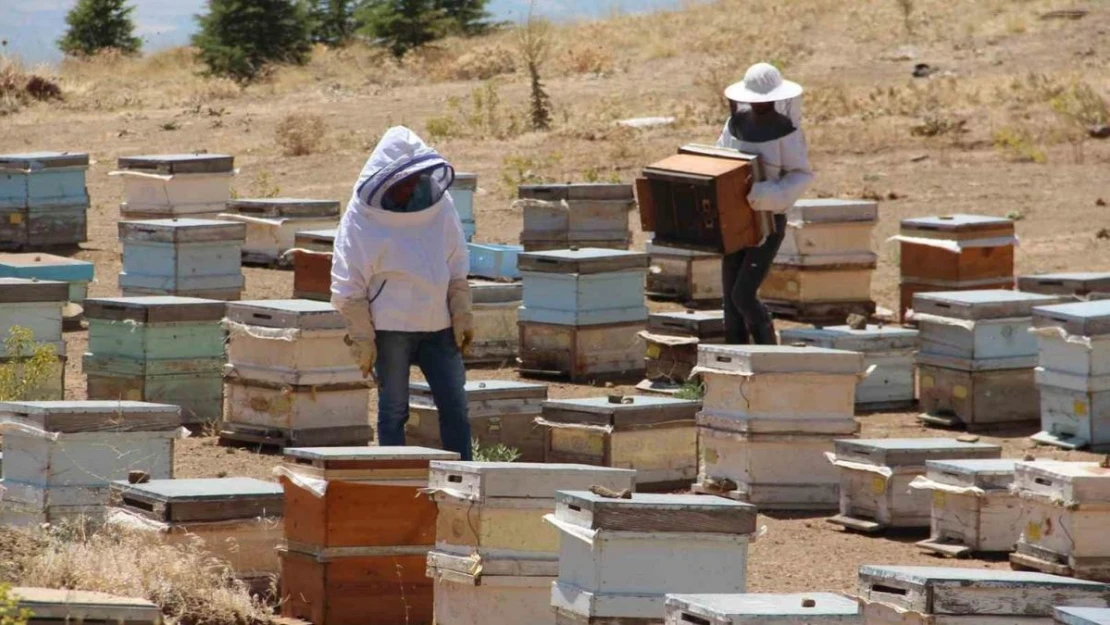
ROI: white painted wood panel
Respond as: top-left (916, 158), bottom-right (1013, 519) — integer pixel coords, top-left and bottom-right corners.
top-left (226, 326), bottom-right (362, 385)
top-left (1036, 333), bottom-right (1110, 378)
top-left (117, 172), bottom-right (233, 212)
top-left (431, 572), bottom-right (554, 625)
top-left (700, 371), bottom-right (858, 421)
top-left (222, 380), bottom-right (369, 430)
top-left (216, 213), bottom-right (338, 261)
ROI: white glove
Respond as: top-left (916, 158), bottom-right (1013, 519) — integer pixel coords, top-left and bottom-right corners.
top-left (447, 279), bottom-right (474, 354)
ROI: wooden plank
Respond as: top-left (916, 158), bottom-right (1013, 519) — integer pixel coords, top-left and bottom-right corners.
top-left (0, 400), bottom-right (183, 432)
top-left (219, 423), bottom-right (372, 449)
top-left (281, 477), bottom-right (436, 549)
top-left (763, 299), bottom-right (876, 324)
top-left (0, 152), bottom-right (91, 170)
top-left (227, 198), bottom-right (339, 218)
top-left (914, 290), bottom-right (1064, 320)
top-left (0, 277), bottom-right (68, 303)
top-left (11, 587), bottom-right (160, 624)
top-left (118, 153), bottom-right (234, 174)
top-left (518, 248), bottom-right (648, 275)
top-left (900, 241), bottom-right (1014, 283)
top-left (111, 477), bottom-right (282, 522)
top-left (555, 490), bottom-right (757, 534)
top-left (84, 296), bottom-right (225, 324)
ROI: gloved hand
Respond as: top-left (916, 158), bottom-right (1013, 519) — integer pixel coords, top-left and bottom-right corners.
top-left (447, 278), bottom-right (474, 355)
top-left (344, 334), bottom-right (377, 379)
top-left (748, 180), bottom-right (786, 213)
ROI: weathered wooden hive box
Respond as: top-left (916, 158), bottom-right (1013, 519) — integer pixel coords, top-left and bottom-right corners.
top-left (780, 324), bottom-right (919, 411)
top-left (12, 587), bottom-right (163, 625)
top-left (468, 279), bottom-right (522, 364)
top-left (83, 296), bottom-right (226, 427)
top-left (425, 462), bottom-right (636, 625)
top-left (518, 248), bottom-right (648, 382)
top-left (0, 400), bottom-right (183, 526)
top-left (468, 242), bottom-right (522, 280)
top-left (277, 446), bottom-right (458, 625)
top-left (221, 299), bottom-right (371, 448)
top-left (408, 380), bottom-right (547, 461)
top-left (547, 491), bottom-right (757, 625)
top-left (453, 173), bottom-right (477, 241)
top-left (539, 395), bottom-right (700, 490)
top-left (910, 458), bottom-right (1021, 557)
top-left (291, 228), bottom-right (335, 301)
top-left (826, 437), bottom-right (1002, 533)
top-left (118, 218), bottom-right (246, 300)
top-left (0, 278), bottom-right (68, 400)
top-left (518, 184), bottom-right (634, 251)
top-left (218, 198), bottom-right (340, 265)
top-left (1031, 301), bottom-right (1110, 451)
top-left (0, 152), bottom-right (89, 250)
top-left (1021, 273), bottom-right (1110, 301)
top-left (640, 310), bottom-right (725, 390)
top-left (856, 565), bottom-right (1110, 625)
top-left (107, 477), bottom-right (283, 581)
top-left (915, 289), bottom-right (1064, 431)
top-left (1011, 461), bottom-right (1110, 581)
top-left (0, 253), bottom-right (94, 319)
top-left (645, 240), bottom-right (723, 305)
top-left (896, 214), bottom-right (1017, 321)
top-left (1056, 607), bottom-right (1110, 625)
top-left (113, 154), bottom-right (235, 218)
top-left (664, 593), bottom-right (862, 625)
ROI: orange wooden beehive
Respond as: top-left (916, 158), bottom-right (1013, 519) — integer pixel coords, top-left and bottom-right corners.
top-left (292, 229), bottom-right (335, 301)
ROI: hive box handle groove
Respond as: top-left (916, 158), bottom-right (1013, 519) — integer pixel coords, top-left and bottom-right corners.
top-left (681, 614), bottom-right (711, 625)
top-left (252, 313), bottom-right (273, 320)
top-left (447, 474), bottom-right (463, 483)
top-left (1034, 477), bottom-right (1053, 486)
top-left (569, 504), bottom-right (582, 512)
top-left (122, 496), bottom-right (155, 513)
top-left (872, 584), bottom-right (908, 596)
top-left (715, 356), bottom-right (732, 363)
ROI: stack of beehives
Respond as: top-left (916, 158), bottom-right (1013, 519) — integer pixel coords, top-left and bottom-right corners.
top-left (218, 198), bottom-right (340, 266)
top-left (118, 218), bottom-right (246, 301)
top-left (112, 154), bottom-right (235, 219)
top-left (220, 300), bottom-right (371, 448)
top-left (408, 380), bottom-right (548, 461)
top-left (518, 184), bottom-right (634, 252)
top-left (0, 278), bottom-right (68, 400)
top-left (693, 345), bottom-right (865, 511)
top-left (0, 151), bottom-right (90, 250)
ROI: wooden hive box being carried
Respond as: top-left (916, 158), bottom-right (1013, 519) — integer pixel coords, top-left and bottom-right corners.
top-left (11, 587), bottom-right (163, 625)
top-left (468, 279), bottom-right (522, 365)
top-left (915, 289), bottom-right (1065, 431)
top-left (547, 491), bottom-right (758, 625)
top-left (518, 248), bottom-right (649, 382)
top-left (761, 198), bottom-right (878, 323)
top-left (644, 239), bottom-right (722, 306)
top-left (1011, 460), bottom-right (1110, 581)
top-left (221, 299), bottom-right (371, 448)
top-left (453, 173), bottom-right (477, 241)
top-left (0, 152), bottom-right (90, 250)
top-left (218, 198), bottom-right (340, 266)
top-left (291, 228), bottom-right (335, 301)
top-left (910, 458), bottom-right (1022, 557)
top-left (519, 184), bottom-right (634, 251)
top-left (1056, 607), bottom-right (1110, 625)
top-left (857, 565), bottom-right (1110, 625)
top-left (693, 345), bottom-right (865, 511)
top-left (780, 324), bottom-right (919, 411)
top-left (118, 218), bottom-right (246, 301)
top-left (0, 400), bottom-right (184, 526)
top-left (468, 242), bottom-right (522, 281)
top-left (107, 477), bottom-right (283, 585)
top-left (408, 380), bottom-right (547, 461)
top-left (895, 214), bottom-right (1017, 322)
top-left (664, 593), bottom-right (862, 625)
top-left (83, 297), bottom-right (226, 427)
top-left (112, 154), bottom-right (235, 219)
top-left (538, 395), bottom-right (700, 491)
top-left (425, 462), bottom-right (636, 625)
top-left (1020, 273), bottom-right (1110, 302)
top-left (1030, 300), bottom-right (1110, 451)
top-left (0, 253), bottom-right (94, 326)
top-left (826, 437), bottom-right (1002, 533)
top-left (639, 309), bottom-right (726, 393)
top-left (276, 446), bottom-right (459, 625)
top-left (0, 278), bottom-right (68, 400)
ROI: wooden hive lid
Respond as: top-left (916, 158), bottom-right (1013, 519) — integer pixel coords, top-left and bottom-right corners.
top-left (1033, 300), bottom-right (1110, 337)
top-left (111, 477), bottom-right (283, 522)
top-left (666, 593), bottom-right (860, 624)
top-left (0, 253), bottom-right (95, 282)
top-left (648, 309), bottom-right (726, 339)
top-left (780, 325), bottom-right (919, 352)
top-left (84, 296), bottom-right (226, 324)
top-left (517, 247), bottom-right (648, 275)
top-left (1056, 607), bottom-right (1110, 625)
top-left (697, 344), bottom-right (866, 376)
top-left (554, 491), bottom-right (758, 535)
top-left (925, 458), bottom-right (1020, 490)
top-left (644, 152), bottom-right (753, 179)
top-left (294, 228), bottom-right (337, 244)
top-left (118, 218), bottom-right (247, 243)
top-left (283, 446), bottom-right (459, 470)
top-left (899, 214), bottom-right (1014, 238)
top-left (453, 173), bottom-right (478, 190)
top-left (0, 277), bottom-right (69, 303)
top-left (1019, 273), bottom-right (1110, 294)
top-left (410, 379), bottom-right (547, 402)
top-left (913, 290), bottom-right (1064, 320)
top-left (541, 395), bottom-right (700, 429)
top-left (788, 198), bottom-right (879, 224)
top-left (0, 152), bottom-right (90, 170)
top-left (117, 153), bottom-right (234, 174)
top-left (427, 461), bottom-right (636, 502)
top-left (225, 299), bottom-right (344, 330)
top-left (518, 183), bottom-right (633, 201)
top-left (226, 198), bottom-right (340, 218)
top-left (1014, 461), bottom-right (1110, 503)
top-left (0, 400), bottom-right (183, 432)
top-left (833, 438), bottom-right (1001, 467)
top-left (469, 279), bottom-right (522, 303)
top-left (858, 565), bottom-right (1110, 617)
top-left (12, 587), bottom-right (161, 624)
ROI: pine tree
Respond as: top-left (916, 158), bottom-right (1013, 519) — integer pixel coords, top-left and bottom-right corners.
top-left (57, 0), bottom-right (141, 57)
top-left (435, 0), bottom-right (489, 35)
top-left (356, 0), bottom-right (448, 59)
top-left (193, 0), bottom-right (313, 82)
top-left (305, 0), bottom-right (357, 46)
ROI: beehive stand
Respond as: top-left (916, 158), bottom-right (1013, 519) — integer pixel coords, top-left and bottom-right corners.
top-left (518, 184), bottom-right (634, 252)
top-left (0, 277), bottom-right (68, 400)
top-left (0, 152), bottom-right (90, 251)
top-left (408, 380), bottom-right (548, 461)
top-left (219, 198), bottom-right (340, 267)
top-left (911, 458), bottom-right (1022, 558)
top-left (291, 228), bottom-right (335, 301)
top-left (645, 241), bottom-right (723, 307)
top-left (118, 218), bottom-right (246, 301)
top-left (468, 279), bottom-right (522, 365)
top-left (113, 153), bottom-right (235, 219)
top-left (664, 593), bottom-right (862, 625)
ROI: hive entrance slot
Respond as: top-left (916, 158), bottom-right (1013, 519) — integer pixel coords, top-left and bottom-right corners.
top-left (122, 496), bottom-right (156, 513)
top-left (680, 614), bottom-right (711, 625)
top-left (447, 474), bottom-right (463, 484)
top-left (872, 584), bottom-right (908, 596)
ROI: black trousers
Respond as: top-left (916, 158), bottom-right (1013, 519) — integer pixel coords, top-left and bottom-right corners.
top-left (721, 214), bottom-right (788, 345)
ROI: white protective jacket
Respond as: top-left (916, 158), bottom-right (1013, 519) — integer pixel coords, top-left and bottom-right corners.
top-left (331, 127), bottom-right (469, 335)
top-left (716, 97), bottom-right (814, 215)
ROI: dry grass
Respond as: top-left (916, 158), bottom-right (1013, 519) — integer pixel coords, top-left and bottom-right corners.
top-left (275, 112), bottom-right (328, 156)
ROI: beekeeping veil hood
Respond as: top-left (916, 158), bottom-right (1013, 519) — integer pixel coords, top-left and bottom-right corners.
top-left (725, 62), bottom-right (804, 128)
top-left (350, 126), bottom-right (456, 214)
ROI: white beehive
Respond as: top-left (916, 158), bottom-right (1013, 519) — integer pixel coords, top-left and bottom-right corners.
top-left (665, 593), bottom-right (861, 625)
top-left (1056, 607), bottom-right (1110, 625)
top-left (1011, 461), bottom-right (1110, 581)
top-left (113, 154), bottom-right (235, 218)
top-left (1020, 273), bottom-right (1110, 301)
top-left (409, 380), bottom-right (547, 462)
top-left (857, 565), bottom-right (1110, 625)
top-left (826, 438), bottom-right (1002, 532)
top-left (518, 184), bottom-right (634, 251)
top-left (218, 198), bottom-right (340, 265)
top-left (776, 198), bottom-right (878, 267)
top-left (911, 458), bottom-right (1022, 557)
top-left (547, 491), bottom-right (757, 623)
top-left (645, 240), bottom-right (723, 305)
top-left (469, 279), bottom-right (522, 364)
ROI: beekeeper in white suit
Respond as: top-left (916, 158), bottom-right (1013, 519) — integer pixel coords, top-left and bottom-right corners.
top-left (716, 62), bottom-right (815, 345)
top-left (331, 126), bottom-right (473, 460)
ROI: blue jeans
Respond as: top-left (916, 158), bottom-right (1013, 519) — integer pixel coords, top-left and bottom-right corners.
top-left (374, 328), bottom-right (472, 460)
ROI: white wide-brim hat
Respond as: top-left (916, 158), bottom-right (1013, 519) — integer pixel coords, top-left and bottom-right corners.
top-left (724, 62), bottom-right (803, 103)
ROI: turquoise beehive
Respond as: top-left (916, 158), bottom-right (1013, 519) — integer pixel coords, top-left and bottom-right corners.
top-left (518, 248), bottom-right (649, 326)
top-left (118, 218), bottom-right (246, 300)
top-left (0, 152), bottom-right (90, 249)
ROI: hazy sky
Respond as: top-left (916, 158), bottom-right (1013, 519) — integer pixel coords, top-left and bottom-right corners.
top-left (0, 0), bottom-right (687, 66)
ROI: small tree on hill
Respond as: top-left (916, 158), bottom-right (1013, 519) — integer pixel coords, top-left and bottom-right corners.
top-left (305, 0), bottom-right (358, 47)
top-left (436, 0), bottom-right (490, 35)
top-left (57, 0), bottom-right (141, 57)
top-left (357, 0), bottom-right (448, 59)
top-left (193, 0), bottom-right (313, 83)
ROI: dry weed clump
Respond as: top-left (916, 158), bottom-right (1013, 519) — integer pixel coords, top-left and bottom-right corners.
top-left (558, 43), bottom-right (615, 76)
top-left (275, 112), bottom-right (328, 157)
top-left (0, 57), bottom-right (62, 116)
top-left (445, 44), bottom-right (517, 81)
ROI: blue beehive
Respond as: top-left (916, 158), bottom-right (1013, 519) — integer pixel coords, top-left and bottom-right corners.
top-left (518, 248), bottom-right (648, 326)
top-left (452, 173), bottom-right (477, 242)
top-left (468, 242), bottom-right (522, 280)
top-left (118, 219), bottom-right (246, 300)
top-left (0, 152), bottom-right (89, 249)
top-left (0, 253), bottom-right (94, 310)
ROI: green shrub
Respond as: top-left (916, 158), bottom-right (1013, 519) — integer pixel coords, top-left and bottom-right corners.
top-left (58, 0), bottom-right (141, 57)
top-left (193, 0), bottom-right (313, 83)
